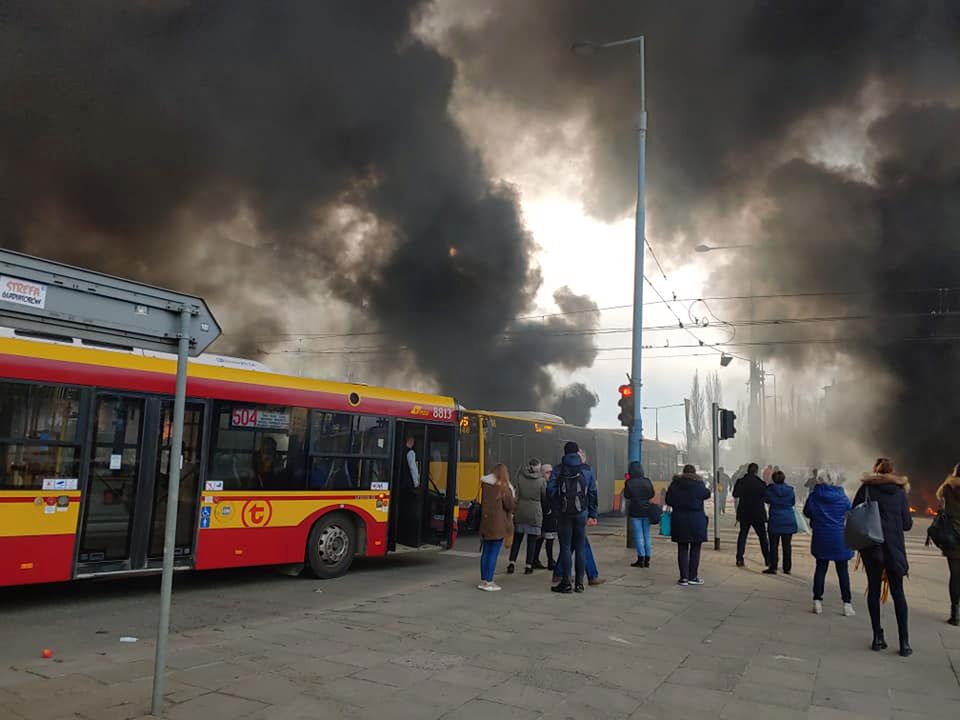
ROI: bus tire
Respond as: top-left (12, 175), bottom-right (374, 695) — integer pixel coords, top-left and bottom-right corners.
top-left (306, 513), bottom-right (357, 579)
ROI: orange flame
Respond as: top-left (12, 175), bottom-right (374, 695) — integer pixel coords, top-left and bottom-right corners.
top-left (909, 506), bottom-right (918, 514)
top-left (926, 506), bottom-right (937, 517)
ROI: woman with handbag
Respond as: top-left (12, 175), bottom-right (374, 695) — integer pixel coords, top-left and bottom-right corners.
top-left (803, 470), bottom-right (855, 617)
top-left (623, 461), bottom-right (656, 568)
top-left (853, 458), bottom-right (913, 655)
top-left (478, 463), bottom-right (516, 592)
top-left (935, 466), bottom-right (960, 625)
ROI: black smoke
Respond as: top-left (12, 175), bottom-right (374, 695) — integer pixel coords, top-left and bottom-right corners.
top-left (0, 1), bottom-right (600, 423)
top-left (441, 1), bottom-right (960, 489)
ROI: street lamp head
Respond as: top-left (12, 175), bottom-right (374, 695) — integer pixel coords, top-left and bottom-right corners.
top-left (571, 41), bottom-right (599, 56)
top-left (720, 353), bottom-right (733, 367)
top-left (694, 244), bottom-right (713, 253)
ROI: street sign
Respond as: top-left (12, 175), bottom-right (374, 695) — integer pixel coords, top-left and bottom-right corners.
top-left (0, 249), bottom-right (220, 355)
top-left (0, 248), bottom-right (220, 715)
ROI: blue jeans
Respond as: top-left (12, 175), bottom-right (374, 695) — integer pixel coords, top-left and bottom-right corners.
top-left (557, 515), bottom-right (587, 585)
top-left (556, 528), bottom-right (599, 581)
top-left (480, 539), bottom-right (503, 582)
top-left (630, 517), bottom-right (651, 558)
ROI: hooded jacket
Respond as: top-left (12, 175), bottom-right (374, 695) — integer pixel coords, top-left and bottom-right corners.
top-left (765, 482), bottom-right (798, 535)
top-left (665, 472), bottom-right (710, 544)
top-left (937, 478), bottom-right (960, 560)
top-left (733, 473), bottom-right (768, 524)
top-left (853, 473), bottom-right (912, 576)
top-left (803, 484), bottom-right (853, 561)
top-left (623, 463), bottom-right (655, 518)
top-left (514, 460), bottom-right (546, 528)
top-left (547, 453), bottom-right (599, 520)
top-left (479, 473), bottom-right (516, 541)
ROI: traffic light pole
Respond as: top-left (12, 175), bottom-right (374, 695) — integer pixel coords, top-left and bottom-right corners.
top-left (712, 402), bottom-right (720, 551)
top-left (629, 36), bottom-right (647, 464)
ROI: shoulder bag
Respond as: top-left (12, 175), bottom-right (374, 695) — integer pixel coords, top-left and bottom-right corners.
top-left (844, 486), bottom-right (883, 550)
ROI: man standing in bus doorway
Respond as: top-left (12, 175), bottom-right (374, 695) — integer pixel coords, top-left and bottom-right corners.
top-left (401, 436), bottom-right (420, 491)
top-left (399, 435), bottom-right (421, 542)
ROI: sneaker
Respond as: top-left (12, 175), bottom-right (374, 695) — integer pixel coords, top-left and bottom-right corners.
top-left (588, 577), bottom-right (606, 586)
top-left (487, 582), bottom-right (502, 592)
top-left (478, 581), bottom-right (493, 591)
top-left (551, 583), bottom-right (573, 594)
top-left (524, 566), bottom-right (534, 575)
top-left (736, 559), bottom-right (745, 567)
top-left (677, 579), bottom-right (689, 586)
top-left (574, 584), bottom-right (585, 593)
top-left (762, 568), bottom-right (777, 575)
top-left (506, 563), bottom-right (515, 574)
top-left (783, 569), bottom-right (791, 575)
top-left (532, 561), bottom-right (547, 570)
top-left (813, 600), bottom-right (823, 615)
top-left (843, 603), bottom-right (856, 617)
top-left (687, 577), bottom-right (704, 586)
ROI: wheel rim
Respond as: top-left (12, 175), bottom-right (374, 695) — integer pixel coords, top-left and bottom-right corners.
top-left (317, 524), bottom-right (350, 565)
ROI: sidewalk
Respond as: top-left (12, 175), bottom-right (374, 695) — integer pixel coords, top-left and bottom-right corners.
top-left (2, 515), bottom-right (958, 719)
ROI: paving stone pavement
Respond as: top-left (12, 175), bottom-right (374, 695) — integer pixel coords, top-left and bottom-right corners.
top-left (1, 516), bottom-right (958, 719)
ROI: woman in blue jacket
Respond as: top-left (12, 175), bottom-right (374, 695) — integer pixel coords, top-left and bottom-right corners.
top-left (803, 470), bottom-right (855, 617)
top-left (764, 470), bottom-right (797, 575)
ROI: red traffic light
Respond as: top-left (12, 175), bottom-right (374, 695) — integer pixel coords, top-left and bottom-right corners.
top-left (618, 384), bottom-right (633, 398)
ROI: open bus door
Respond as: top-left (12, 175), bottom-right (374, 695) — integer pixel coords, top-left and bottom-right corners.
top-left (389, 421), bottom-right (457, 550)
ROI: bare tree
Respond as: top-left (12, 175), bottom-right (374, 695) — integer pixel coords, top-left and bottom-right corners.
top-left (705, 370), bottom-right (723, 409)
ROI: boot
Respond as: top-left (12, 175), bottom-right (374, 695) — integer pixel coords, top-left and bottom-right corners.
top-left (644, 556), bottom-right (650, 568)
top-left (949, 603), bottom-right (959, 626)
top-left (898, 627), bottom-right (912, 657)
top-left (871, 629), bottom-right (888, 651)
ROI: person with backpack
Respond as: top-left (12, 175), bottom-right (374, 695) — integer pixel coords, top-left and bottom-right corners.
top-left (854, 458), bottom-right (912, 656)
top-left (803, 470), bottom-right (855, 617)
top-left (733, 462), bottom-right (771, 568)
top-left (665, 464), bottom-right (710, 586)
top-left (547, 441), bottom-right (598, 594)
top-left (507, 458), bottom-right (545, 575)
top-left (764, 469), bottom-right (798, 575)
top-left (935, 465), bottom-right (960, 626)
top-left (623, 461), bottom-right (655, 567)
top-left (533, 463), bottom-right (557, 570)
top-left (478, 463), bottom-right (516, 592)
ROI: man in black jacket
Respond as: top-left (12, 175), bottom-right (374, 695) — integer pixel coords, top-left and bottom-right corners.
top-left (733, 462), bottom-right (770, 567)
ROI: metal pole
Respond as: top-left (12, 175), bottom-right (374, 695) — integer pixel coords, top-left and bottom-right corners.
top-left (151, 307), bottom-right (192, 715)
top-left (654, 408), bottom-right (659, 442)
top-left (712, 402), bottom-right (720, 551)
top-left (629, 36), bottom-right (646, 465)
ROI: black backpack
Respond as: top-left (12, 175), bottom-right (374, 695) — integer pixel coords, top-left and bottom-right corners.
top-left (557, 463), bottom-right (586, 515)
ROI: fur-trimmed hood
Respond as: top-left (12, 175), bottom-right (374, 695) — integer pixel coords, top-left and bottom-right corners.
top-left (861, 472), bottom-right (910, 493)
top-left (672, 472), bottom-right (702, 484)
top-left (937, 474), bottom-right (960, 500)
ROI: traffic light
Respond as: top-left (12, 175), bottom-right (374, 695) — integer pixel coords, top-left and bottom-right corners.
top-left (617, 384), bottom-right (634, 427)
top-left (719, 408), bottom-right (737, 439)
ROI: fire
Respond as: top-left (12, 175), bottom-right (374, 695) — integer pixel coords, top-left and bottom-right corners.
top-left (909, 506), bottom-right (917, 514)
top-left (926, 506), bottom-right (937, 517)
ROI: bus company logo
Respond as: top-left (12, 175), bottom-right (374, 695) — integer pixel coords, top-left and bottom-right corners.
top-left (409, 406), bottom-right (431, 418)
top-left (1, 275), bottom-right (47, 309)
top-left (241, 499), bottom-right (273, 528)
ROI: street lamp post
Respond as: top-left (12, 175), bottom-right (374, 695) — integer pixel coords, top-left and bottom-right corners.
top-left (573, 34), bottom-right (647, 465)
top-left (643, 402), bottom-right (685, 442)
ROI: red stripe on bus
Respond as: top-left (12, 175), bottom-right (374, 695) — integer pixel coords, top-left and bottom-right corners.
top-left (0, 534), bottom-right (75, 587)
top-left (194, 505), bottom-right (386, 570)
top-left (209, 494), bottom-right (379, 502)
top-left (0, 352), bottom-right (455, 421)
top-left (0, 496), bottom-right (77, 503)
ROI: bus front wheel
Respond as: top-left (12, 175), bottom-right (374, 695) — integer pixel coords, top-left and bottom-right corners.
top-left (306, 514), bottom-right (357, 579)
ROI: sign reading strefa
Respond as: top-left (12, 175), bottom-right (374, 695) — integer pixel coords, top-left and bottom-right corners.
top-left (0, 276), bottom-right (47, 309)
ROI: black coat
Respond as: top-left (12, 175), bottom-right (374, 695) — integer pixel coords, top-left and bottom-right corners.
top-left (623, 475), bottom-right (655, 518)
top-left (665, 473), bottom-right (710, 544)
top-left (853, 479), bottom-right (912, 577)
top-left (733, 473), bottom-right (768, 524)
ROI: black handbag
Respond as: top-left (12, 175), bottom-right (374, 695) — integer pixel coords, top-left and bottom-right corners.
top-left (844, 486), bottom-right (884, 551)
top-left (926, 510), bottom-right (960, 551)
top-left (648, 502), bottom-right (663, 525)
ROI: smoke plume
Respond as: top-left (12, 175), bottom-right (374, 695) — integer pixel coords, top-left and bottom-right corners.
top-left (0, 1), bottom-right (600, 423)
top-left (440, 1), bottom-right (960, 489)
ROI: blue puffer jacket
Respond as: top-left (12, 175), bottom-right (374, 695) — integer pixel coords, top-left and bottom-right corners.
top-left (765, 482), bottom-right (798, 535)
top-left (547, 453), bottom-right (599, 520)
top-left (803, 484), bottom-right (853, 561)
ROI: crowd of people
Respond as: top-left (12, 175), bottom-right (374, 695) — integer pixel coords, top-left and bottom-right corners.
top-left (477, 446), bottom-right (960, 657)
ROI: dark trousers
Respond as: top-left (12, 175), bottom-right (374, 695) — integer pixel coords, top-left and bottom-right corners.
top-left (949, 557), bottom-right (960, 604)
top-left (677, 542), bottom-right (702, 580)
top-left (768, 532), bottom-right (793, 572)
top-left (736, 519), bottom-right (770, 563)
top-left (534, 536), bottom-right (555, 567)
top-left (557, 515), bottom-right (587, 585)
top-left (863, 555), bottom-right (909, 646)
top-left (813, 559), bottom-right (852, 603)
top-left (508, 532), bottom-right (538, 567)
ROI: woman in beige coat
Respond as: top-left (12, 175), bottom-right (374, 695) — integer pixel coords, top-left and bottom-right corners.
top-left (478, 463), bottom-right (516, 591)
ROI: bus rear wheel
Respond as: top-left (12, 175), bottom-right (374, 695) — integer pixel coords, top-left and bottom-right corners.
top-left (306, 514), bottom-right (357, 579)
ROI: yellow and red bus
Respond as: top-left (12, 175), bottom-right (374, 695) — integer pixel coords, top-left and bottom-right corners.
top-left (0, 333), bottom-right (460, 587)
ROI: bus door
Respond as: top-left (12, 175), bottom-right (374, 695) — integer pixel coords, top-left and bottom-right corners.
top-left (77, 394), bottom-right (205, 574)
top-left (390, 422), bottom-right (457, 549)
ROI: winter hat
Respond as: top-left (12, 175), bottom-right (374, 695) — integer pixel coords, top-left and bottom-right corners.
top-left (564, 441), bottom-right (579, 455)
top-left (628, 461), bottom-right (645, 478)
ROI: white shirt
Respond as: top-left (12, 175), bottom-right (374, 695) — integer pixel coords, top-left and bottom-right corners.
top-left (406, 448), bottom-right (420, 489)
